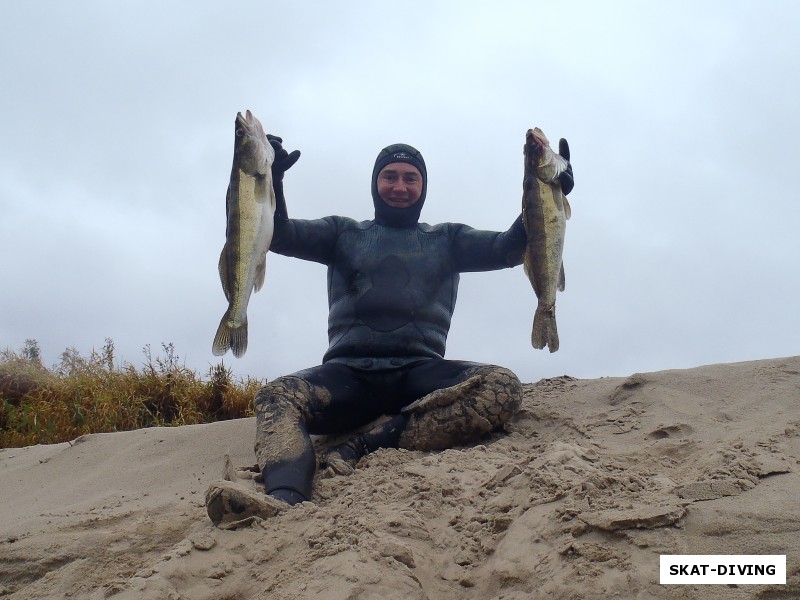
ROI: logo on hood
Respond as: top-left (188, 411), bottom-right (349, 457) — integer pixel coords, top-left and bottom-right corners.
top-left (393, 152), bottom-right (412, 160)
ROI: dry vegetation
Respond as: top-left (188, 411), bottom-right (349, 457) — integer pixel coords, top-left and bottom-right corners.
top-left (0, 339), bottom-right (262, 449)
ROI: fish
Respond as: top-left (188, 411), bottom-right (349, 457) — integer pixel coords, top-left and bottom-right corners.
top-left (521, 127), bottom-right (571, 352)
top-left (212, 110), bottom-right (276, 358)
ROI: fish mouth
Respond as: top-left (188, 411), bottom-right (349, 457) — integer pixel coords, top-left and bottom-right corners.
top-left (235, 110), bottom-right (257, 138)
top-left (525, 129), bottom-right (545, 157)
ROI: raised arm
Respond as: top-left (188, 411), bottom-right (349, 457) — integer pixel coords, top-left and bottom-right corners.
top-left (452, 215), bottom-right (527, 272)
top-left (267, 134), bottom-right (299, 223)
top-left (267, 135), bottom-right (338, 265)
top-left (453, 139), bottom-right (574, 273)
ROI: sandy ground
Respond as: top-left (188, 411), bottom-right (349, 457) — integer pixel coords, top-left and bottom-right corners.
top-left (1, 356), bottom-right (799, 599)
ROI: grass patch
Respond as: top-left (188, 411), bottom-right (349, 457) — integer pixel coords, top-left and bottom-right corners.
top-left (0, 339), bottom-right (262, 448)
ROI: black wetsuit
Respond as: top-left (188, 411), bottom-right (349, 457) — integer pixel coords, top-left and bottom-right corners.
top-left (254, 211), bottom-right (528, 503)
top-left (252, 142), bottom-right (551, 504)
top-left (271, 214), bottom-right (528, 367)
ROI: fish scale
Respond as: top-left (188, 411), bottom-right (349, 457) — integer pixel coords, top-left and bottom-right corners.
top-left (522, 127), bottom-right (571, 353)
top-left (212, 110), bottom-right (276, 358)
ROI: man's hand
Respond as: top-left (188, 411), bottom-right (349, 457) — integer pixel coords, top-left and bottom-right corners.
top-left (558, 138), bottom-right (574, 195)
top-left (267, 134), bottom-right (301, 182)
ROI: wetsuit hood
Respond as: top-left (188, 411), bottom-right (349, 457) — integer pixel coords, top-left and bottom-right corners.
top-left (371, 143), bottom-right (427, 228)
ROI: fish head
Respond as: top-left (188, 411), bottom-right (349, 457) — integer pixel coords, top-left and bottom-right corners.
top-left (524, 127), bottom-right (551, 161)
top-left (234, 110), bottom-right (274, 176)
top-left (524, 127), bottom-right (567, 183)
top-left (525, 127), bottom-right (562, 172)
top-left (236, 110), bottom-right (266, 139)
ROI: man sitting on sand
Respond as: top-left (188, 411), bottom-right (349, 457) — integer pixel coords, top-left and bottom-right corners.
top-left (206, 136), bottom-right (573, 527)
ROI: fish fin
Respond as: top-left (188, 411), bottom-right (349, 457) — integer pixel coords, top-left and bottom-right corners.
top-left (558, 262), bottom-right (566, 292)
top-left (531, 303), bottom-right (559, 353)
top-left (218, 247), bottom-right (232, 302)
top-left (212, 315), bottom-right (231, 356)
top-left (253, 254), bottom-right (267, 292)
top-left (563, 195), bottom-right (572, 220)
top-left (212, 315), bottom-right (249, 358)
top-left (552, 154), bottom-right (570, 181)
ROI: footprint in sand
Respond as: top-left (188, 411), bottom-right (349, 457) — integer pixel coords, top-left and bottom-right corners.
top-left (647, 424), bottom-right (695, 441)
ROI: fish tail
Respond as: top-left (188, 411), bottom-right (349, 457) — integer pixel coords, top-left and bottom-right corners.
top-left (531, 304), bottom-right (559, 353)
top-left (212, 314), bottom-right (248, 358)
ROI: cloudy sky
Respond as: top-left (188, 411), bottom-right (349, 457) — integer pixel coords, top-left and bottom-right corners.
top-left (2, 1), bottom-right (798, 385)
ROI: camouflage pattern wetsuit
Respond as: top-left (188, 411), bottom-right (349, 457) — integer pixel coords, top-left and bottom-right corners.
top-left (254, 142), bottom-right (572, 505)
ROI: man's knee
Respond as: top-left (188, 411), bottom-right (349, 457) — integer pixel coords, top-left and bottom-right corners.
top-left (398, 364), bottom-right (523, 451)
top-left (467, 364), bottom-right (523, 427)
top-left (254, 375), bottom-right (332, 424)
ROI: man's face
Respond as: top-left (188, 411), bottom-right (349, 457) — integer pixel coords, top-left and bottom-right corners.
top-left (376, 162), bottom-right (423, 208)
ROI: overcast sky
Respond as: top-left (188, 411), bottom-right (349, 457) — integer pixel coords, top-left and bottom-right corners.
top-left (2, 1), bottom-right (798, 385)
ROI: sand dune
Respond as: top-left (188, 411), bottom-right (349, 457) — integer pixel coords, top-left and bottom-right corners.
top-left (1, 356), bottom-right (798, 599)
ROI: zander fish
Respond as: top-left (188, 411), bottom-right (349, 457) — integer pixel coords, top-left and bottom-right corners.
top-left (212, 110), bottom-right (276, 358)
top-left (522, 127), bottom-right (571, 352)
